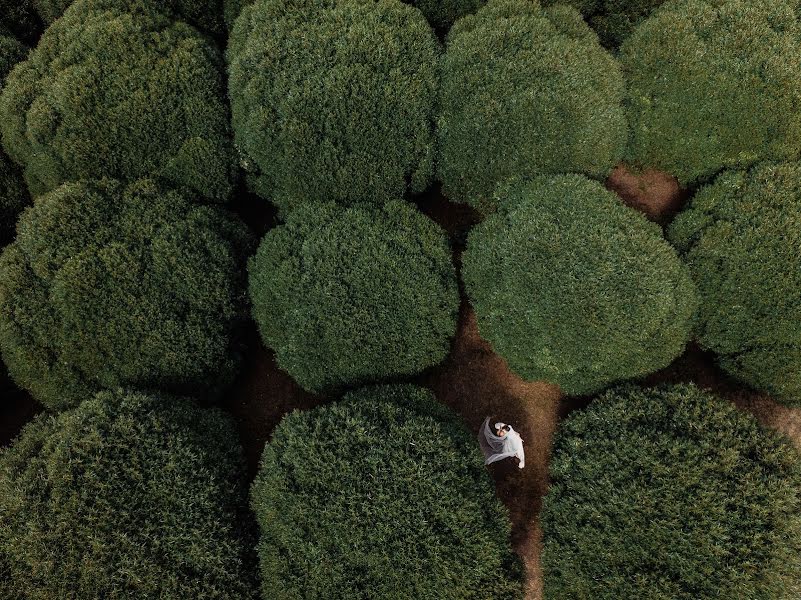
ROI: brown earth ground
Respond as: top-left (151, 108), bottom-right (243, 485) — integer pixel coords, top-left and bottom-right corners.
top-left (2, 166), bottom-right (801, 599)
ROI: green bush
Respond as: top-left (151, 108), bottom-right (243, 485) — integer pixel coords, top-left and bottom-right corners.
top-left (541, 383), bottom-right (801, 599)
top-left (0, 32), bottom-right (26, 82)
top-left (462, 175), bottom-right (696, 395)
top-left (227, 0), bottom-right (438, 215)
top-left (248, 200), bottom-right (458, 393)
top-left (0, 1), bottom-right (41, 45)
top-left (224, 0), bottom-right (253, 29)
top-left (438, 0), bottom-right (626, 208)
top-left (0, 178), bottom-right (253, 411)
top-left (404, 0), bottom-right (486, 30)
top-left (0, 389), bottom-right (258, 599)
top-left (542, 0), bottom-right (667, 48)
top-left (621, 0), bottom-right (801, 186)
top-left (0, 0), bottom-right (236, 201)
top-left (32, 0), bottom-right (227, 37)
top-left (668, 162), bottom-right (801, 405)
top-left (251, 384), bottom-right (524, 599)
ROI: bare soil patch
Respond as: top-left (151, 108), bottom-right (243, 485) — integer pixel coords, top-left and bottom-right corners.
top-left (606, 162), bottom-right (689, 223)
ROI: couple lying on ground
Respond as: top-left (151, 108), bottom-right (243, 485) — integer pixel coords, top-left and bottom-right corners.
top-left (478, 418), bottom-right (525, 469)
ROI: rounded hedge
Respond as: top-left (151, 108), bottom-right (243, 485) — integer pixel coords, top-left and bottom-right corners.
top-left (668, 162), bottom-right (801, 406)
top-left (248, 200), bottom-right (459, 393)
top-left (0, 32), bottom-right (26, 82)
top-left (0, 0), bottom-right (236, 201)
top-left (251, 384), bottom-right (524, 599)
top-left (0, 178), bottom-right (253, 411)
top-left (620, 0), bottom-right (801, 186)
top-left (405, 0), bottom-right (486, 30)
top-left (541, 383), bottom-right (801, 599)
top-left (438, 0), bottom-right (626, 208)
top-left (228, 0), bottom-right (438, 215)
top-left (462, 175), bottom-right (696, 395)
top-left (32, 0), bottom-right (227, 37)
top-left (542, 0), bottom-right (667, 48)
top-left (0, 389), bottom-right (258, 599)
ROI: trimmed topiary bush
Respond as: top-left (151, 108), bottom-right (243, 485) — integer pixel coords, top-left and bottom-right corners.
top-left (541, 0), bottom-right (667, 48)
top-left (248, 200), bottom-right (458, 393)
top-left (404, 0), bottom-right (486, 30)
top-left (32, 0), bottom-right (227, 37)
top-left (228, 0), bottom-right (438, 215)
top-left (438, 0), bottom-right (626, 208)
top-left (0, 0), bottom-right (236, 201)
top-left (621, 0), bottom-right (801, 186)
top-left (251, 384), bottom-right (524, 599)
top-left (0, 389), bottom-right (258, 599)
top-left (668, 162), bottom-right (801, 406)
top-left (541, 383), bottom-right (801, 599)
top-left (0, 178), bottom-right (253, 411)
top-left (463, 175), bottom-right (696, 395)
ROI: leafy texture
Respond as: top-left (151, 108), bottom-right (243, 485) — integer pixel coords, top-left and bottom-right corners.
top-left (404, 0), bottom-right (486, 30)
top-left (541, 383), bottom-right (801, 599)
top-left (0, 178), bottom-right (253, 411)
top-left (248, 200), bottom-right (458, 393)
top-left (621, 0), bottom-right (801, 185)
top-left (32, 0), bottom-right (227, 37)
top-left (541, 0), bottom-right (667, 48)
top-left (227, 0), bottom-right (438, 215)
top-left (462, 175), bottom-right (696, 395)
top-left (668, 162), bottom-right (801, 406)
top-left (438, 0), bottom-right (626, 208)
top-left (0, 1), bottom-right (42, 45)
top-left (0, 0), bottom-right (236, 201)
top-left (251, 384), bottom-right (524, 599)
top-left (0, 389), bottom-right (258, 599)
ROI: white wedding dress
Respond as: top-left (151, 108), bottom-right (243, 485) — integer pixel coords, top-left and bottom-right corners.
top-left (478, 417), bottom-right (525, 468)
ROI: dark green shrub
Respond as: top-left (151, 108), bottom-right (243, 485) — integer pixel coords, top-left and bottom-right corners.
top-left (0, 389), bottom-right (258, 599)
top-left (542, 0), bottom-right (667, 48)
top-left (224, 0), bottom-right (253, 28)
top-left (0, 1), bottom-right (42, 45)
top-left (248, 200), bottom-right (458, 393)
top-left (0, 32), bottom-right (26, 82)
top-left (0, 0), bottom-right (236, 201)
top-left (438, 0), bottom-right (626, 208)
top-left (33, 0), bottom-right (227, 37)
top-left (227, 0), bottom-right (438, 215)
top-left (251, 384), bottom-right (524, 599)
top-left (462, 175), bottom-right (696, 395)
top-left (0, 178), bottom-right (253, 411)
top-left (621, 0), bottom-right (801, 186)
top-left (541, 383), bottom-right (801, 599)
top-left (668, 162), bottom-right (801, 406)
top-left (404, 0), bottom-right (486, 30)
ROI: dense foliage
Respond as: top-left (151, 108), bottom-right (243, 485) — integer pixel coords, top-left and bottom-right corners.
top-left (228, 0), bottom-right (438, 214)
top-left (249, 200), bottom-right (458, 393)
top-left (0, 178), bottom-right (253, 411)
top-left (620, 0), bottom-right (801, 185)
top-left (405, 0), bottom-right (486, 30)
top-left (0, 0), bottom-right (236, 201)
top-left (0, 1), bottom-right (41, 45)
top-left (0, 32), bottom-right (26, 81)
top-left (438, 0), bottom-right (626, 208)
top-left (541, 384), bottom-right (801, 599)
top-left (251, 384), bottom-right (524, 599)
top-left (542, 0), bottom-right (667, 48)
top-left (668, 162), bottom-right (801, 406)
top-left (463, 175), bottom-right (696, 395)
top-left (0, 389), bottom-right (258, 599)
top-left (32, 0), bottom-right (227, 37)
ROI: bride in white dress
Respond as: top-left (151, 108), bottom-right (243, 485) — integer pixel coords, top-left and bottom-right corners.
top-left (478, 417), bottom-right (525, 469)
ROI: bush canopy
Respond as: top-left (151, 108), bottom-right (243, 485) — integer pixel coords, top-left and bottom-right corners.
top-left (0, 178), bottom-right (253, 411)
top-left (462, 175), bottom-right (696, 395)
top-left (668, 161), bottom-right (801, 406)
top-left (251, 384), bottom-right (524, 599)
top-left (438, 0), bottom-right (626, 208)
top-left (248, 200), bottom-right (458, 393)
top-left (542, 0), bottom-right (667, 48)
top-left (0, 0), bottom-right (236, 201)
top-left (0, 389), bottom-right (258, 599)
top-left (404, 0), bottom-right (486, 30)
top-left (227, 0), bottom-right (438, 214)
top-left (620, 0), bottom-right (801, 185)
top-left (541, 383), bottom-right (801, 599)
top-left (0, 1), bottom-right (41, 45)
